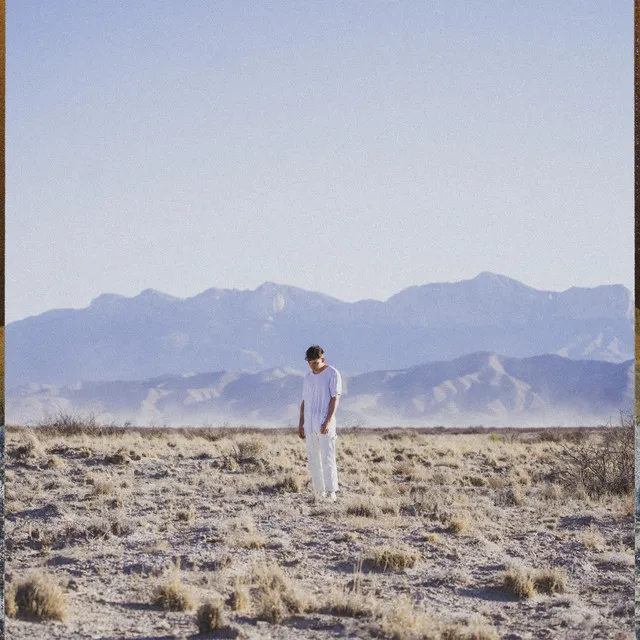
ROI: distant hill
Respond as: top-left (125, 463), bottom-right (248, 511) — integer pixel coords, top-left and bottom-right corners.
top-left (6, 273), bottom-right (633, 388)
top-left (7, 352), bottom-right (633, 427)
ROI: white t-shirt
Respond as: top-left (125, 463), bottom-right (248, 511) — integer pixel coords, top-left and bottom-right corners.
top-left (302, 365), bottom-right (342, 435)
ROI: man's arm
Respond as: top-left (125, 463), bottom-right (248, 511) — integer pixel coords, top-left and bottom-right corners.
top-left (298, 401), bottom-right (305, 439)
top-left (320, 395), bottom-right (340, 434)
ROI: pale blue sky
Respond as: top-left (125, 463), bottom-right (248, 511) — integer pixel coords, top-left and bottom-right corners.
top-left (7, 1), bottom-right (632, 323)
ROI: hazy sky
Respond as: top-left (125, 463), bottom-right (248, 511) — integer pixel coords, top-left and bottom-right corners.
top-left (8, 1), bottom-right (632, 324)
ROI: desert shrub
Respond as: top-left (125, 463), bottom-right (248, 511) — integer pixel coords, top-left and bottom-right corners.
top-left (5, 586), bottom-right (17, 618)
top-left (364, 545), bottom-right (420, 571)
top-left (273, 473), bottom-right (301, 493)
top-left (10, 434), bottom-right (43, 461)
top-left (580, 524), bottom-right (606, 550)
top-left (441, 619), bottom-right (500, 640)
top-left (502, 566), bottom-right (536, 598)
top-left (35, 412), bottom-right (123, 438)
top-left (486, 475), bottom-right (507, 490)
top-left (594, 551), bottom-right (635, 568)
top-left (447, 515), bottom-right (471, 535)
top-left (152, 575), bottom-right (194, 611)
top-left (196, 598), bottom-right (227, 634)
top-left (539, 483), bottom-right (563, 502)
top-left (324, 589), bottom-right (375, 618)
top-left (534, 568), bottom-right (567, 595)
top-left (556, 414), bottom-right (634, 497)
top-left (376, 594), bottom-right (440, 640)
top-left (79, 515), bottom-right (133, 540)
top-left (10, 573), bottom-right (66, 621)
top-left (537, 427), bottom-right (588, 444)
top-left (234, 532), bottom-right (266, 549)
top-left (177, 506), bottom-right (196, 522)
top-left (536, 429), bottom-right (563, 443)
top-left (226, 578), bottom-right (249, 611)
top-left (109, 494), bottom-right (124, 509)
top-left (393, 459), bottom-right (418, 478)
top-left (502, 565), bottom-right (567, 599)
top-left (104, 449), bottom-right (130, 465)
top-left (251, 561), bottom-right (307, 624)
top-left (494, 485), bottom-right (524, 507)
top-left (345, 498), bottom-right (380, 518)
top-left (231, 438), bottom-right (265, 465)
top-left (257, 588), bottom-right (288, 624)
top-left (110, 517), bottom-right (135, 537)
top-left (45, 455), bottom-right (65, 469)
top-left (36, 411), bottom-right (98, 433)
top-left (464, 475), bottom-right (486, 487)
top-left (87, 518), bottom-right (113, 539)
top-left (90, 480), bottom-right (116, 496)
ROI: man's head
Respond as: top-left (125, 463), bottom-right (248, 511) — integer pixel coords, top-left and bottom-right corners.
top-left (305, 345), bottom-right (325, 373)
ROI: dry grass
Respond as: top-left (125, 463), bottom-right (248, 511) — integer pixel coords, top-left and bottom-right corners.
top-left (580, 524), bottom-right (606, 550)
top-left (8, 573), bottom-right (66, 621)
top-left (234, 532), bottom-right (266, 549)
top-left (364, 545), bottom-right (420, 571)
top-left (4, 422), bottom-right (633, 639)
top-left (324, 588), bottom-right (375, 618)
top-left (502, 566), bottom-right (536, 599)
top-left (534, 568), bottom-right (568, 595)
top-left (376, 594), bottom-right (440, 640)
top-left (196, 598), bottom-right (227, 634)
top-left (447, 515), bottom-right (471, 535)
top-left (503, 565), bottom-right (568, 598)
top-left (176, 505), bottom-right (196, 522)
top-left (231, 438), bottom-right (265, 464)
top-left (345, 497), bottom-right (380, 518)
top-left (251, 561), bottom-right (308, 624)
top-left (151, 574), bottom-right (194, 611)
top-left (226, 578), bottom-right (250, 611)
top-left (441, 618), bottom-right (500, 640)
top-left (273, 472), bottom-right (303, 493)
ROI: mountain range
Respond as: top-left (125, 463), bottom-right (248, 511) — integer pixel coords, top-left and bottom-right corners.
top-left (7, 352), bottom-right (633, 428)
top-left (6, 272), bottom-right (633, 390)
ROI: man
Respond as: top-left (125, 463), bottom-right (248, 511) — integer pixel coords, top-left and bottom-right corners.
top-left (298, 345), bottom-right (342, 501)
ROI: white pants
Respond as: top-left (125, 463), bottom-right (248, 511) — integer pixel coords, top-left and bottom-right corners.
top-left (305, 433), bottom-right (338, 494)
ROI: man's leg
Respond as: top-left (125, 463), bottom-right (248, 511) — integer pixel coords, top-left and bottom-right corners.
top-left (305, 433), bottom-right (326, 494)
top-left (319, 434), bottom-right (339, 494)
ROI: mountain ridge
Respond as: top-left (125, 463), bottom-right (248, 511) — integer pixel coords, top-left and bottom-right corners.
top-left (7, 352), bottom-right (632, 428)
top-left (7, 272), bottom-right (633, 388)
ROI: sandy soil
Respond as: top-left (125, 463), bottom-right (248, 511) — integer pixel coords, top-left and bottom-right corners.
top-left (4, 424), bottom-right (635, 640)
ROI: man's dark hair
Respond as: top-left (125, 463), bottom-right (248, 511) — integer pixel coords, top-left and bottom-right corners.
top-left (305, 345), bottom-right (324, 361)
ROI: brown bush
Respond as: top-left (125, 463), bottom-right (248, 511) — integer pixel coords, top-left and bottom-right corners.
top-left (557, 413), bottom-right (634, 497)
top-left (11, 573), bottom-right (66, 621)
top-left (502, 566), bottom-right (536, 599)
top-left (364, 546), bottom-right (420, 571)
top-left (502, 565), bottom-right (567, 599)
top-left (196, 598), bottom-right (227, 634)
top-left (152, 575), bottom-right (194, 611)
top-left (534, 568), bottom-right (567, 595)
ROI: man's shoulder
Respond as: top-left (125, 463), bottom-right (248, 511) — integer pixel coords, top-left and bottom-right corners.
top-left (327, 365), bottom-right (341, 376)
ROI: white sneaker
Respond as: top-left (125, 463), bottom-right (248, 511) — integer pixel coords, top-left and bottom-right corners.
top-left (329, 491), bottom-right (337, 502)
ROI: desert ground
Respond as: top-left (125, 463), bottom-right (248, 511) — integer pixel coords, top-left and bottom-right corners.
top-left (4, 418), bottom-right (635, 640)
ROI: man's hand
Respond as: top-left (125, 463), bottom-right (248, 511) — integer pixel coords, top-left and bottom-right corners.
top-left (320, 422), bottom-right (328, 435)
top-left (298, 425), bottom-right (305, 439)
